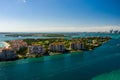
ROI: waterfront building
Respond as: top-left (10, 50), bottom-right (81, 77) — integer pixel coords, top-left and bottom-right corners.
top-left (49, 44), bottom-right (56, 52)
top-left (70, 42), bottom-right (77, 50)
top-left (49, 42), bottom-right (65, 52)
top-left (0, 48), bottom-right (17, 61)
top-left (70, 42), bottom-right (84, 50)
top-left (0, 48), bottom-right (2, 52)
top-left (110, 29), bottom-right (113, 34)
top-left (10, 40), bottom-right (27, 51)
top-left (28, 45), bottom-right (44, 55)
top-left (109, 29), bottom-right (120, 34)
top-left (56, 44), bottom-right (65, 52)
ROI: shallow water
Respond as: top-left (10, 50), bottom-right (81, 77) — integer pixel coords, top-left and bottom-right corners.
top-left (92, 69), bottom-right (120, 80)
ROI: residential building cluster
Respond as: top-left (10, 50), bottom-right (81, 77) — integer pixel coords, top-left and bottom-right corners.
top-left (109, 29), bottom-right (120, 34)
top-left (0, 35), bottom-right (111, 62)
top-left (0, 48), bottom-right (18, 61)
top-left (49, 42), bottom-right (65, 52)
top-left (10, 40), bottom-right (27, 51)
top-left (28, 45), bottom-right (44, 55)
top-left (0, 40), bottom-right (85, 61)
top-left (70, 42), bottom-right (84, 50)
top-left (0, 48), bottom-right (2, 53)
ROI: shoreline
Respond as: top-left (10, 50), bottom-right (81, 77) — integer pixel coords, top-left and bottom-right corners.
top-left (0, 48), bottom-right (96, 62)
top-left (0, 36), bottom-right (111, 62)
top-left (0, 51), bottom-right (84, 62)
top-left (0, 41), bottom-right (10, 48)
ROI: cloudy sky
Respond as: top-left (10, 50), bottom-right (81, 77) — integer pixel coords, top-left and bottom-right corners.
top-left (0, 0), bottom-right (120, 32)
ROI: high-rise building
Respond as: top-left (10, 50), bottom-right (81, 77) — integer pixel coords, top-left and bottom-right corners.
top-left (49, 43), bottom-right (65, 52)
top-left (0, 48), bottom-right (17, 60)
top-left (28, 45), bottom-right (44, 55)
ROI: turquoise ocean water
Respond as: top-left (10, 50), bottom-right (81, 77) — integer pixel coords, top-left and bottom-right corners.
top-left (0, 33), bottom-right (120, 80)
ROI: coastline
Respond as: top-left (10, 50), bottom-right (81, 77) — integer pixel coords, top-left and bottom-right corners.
top-left (0, 41), bottom-right (10, 48)
top-left (0, 36), bottom-right (111, 62)
top-left (0, 34), bottom-right (119, 80)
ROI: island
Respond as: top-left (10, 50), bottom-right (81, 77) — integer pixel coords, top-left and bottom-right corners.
top-left (5, 33), bottom-right (68, 37)
top-left (0, 36), bottom-right (111, 61)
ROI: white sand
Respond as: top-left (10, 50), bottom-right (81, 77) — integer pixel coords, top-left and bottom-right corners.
top-left (0, 42), bottom-right (10, 48)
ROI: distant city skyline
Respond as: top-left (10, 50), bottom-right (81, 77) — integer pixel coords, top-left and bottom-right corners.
top-left (0, 0), bottom-right (120, 32)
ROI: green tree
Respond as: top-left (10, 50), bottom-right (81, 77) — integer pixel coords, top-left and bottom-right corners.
top-left (16, 47), bottom-right (27, 55)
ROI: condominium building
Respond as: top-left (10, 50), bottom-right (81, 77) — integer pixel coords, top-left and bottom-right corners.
top-left (28, 45), bottom-right (44, 55)
top-left (70, 42), bottom-right (84, 50)
top-left (70, 42), bottom-right (77, 50)
top-left (0, 48), bottom-right (18, 61)
top-left (10, 40), bottom-right (27, 51)
top-left (49, 43), bottom-right (65, 52)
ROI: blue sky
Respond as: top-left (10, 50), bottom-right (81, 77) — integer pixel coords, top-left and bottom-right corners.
top-left (0, 0), bottom-right (120, 32)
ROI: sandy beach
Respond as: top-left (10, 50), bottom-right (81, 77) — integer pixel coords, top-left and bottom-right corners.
top-left (0, 41), bottom-right (10, 48)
